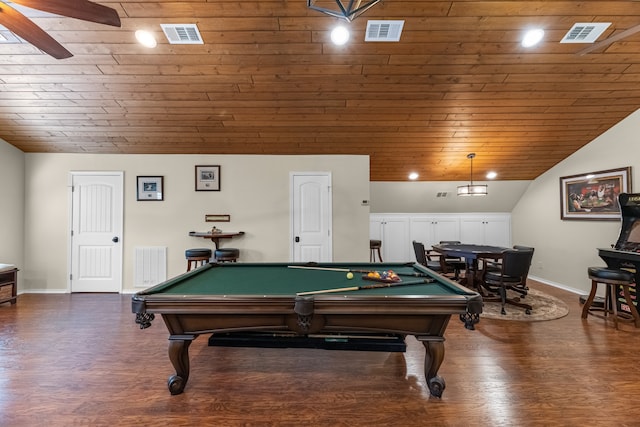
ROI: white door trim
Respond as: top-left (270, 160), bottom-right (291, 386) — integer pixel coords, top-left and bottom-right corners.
top-left (67, 171), bottom-right (124, 292)
top-left (289, 171), bottom-right (333, 262)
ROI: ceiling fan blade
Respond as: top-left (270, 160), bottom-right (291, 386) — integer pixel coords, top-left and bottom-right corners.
top-left (0, 3), bottom-right (72, 58)
top-left (577, 23), bottom-right (640, 55)
top-left (10, 0), bottom-right (121, 27)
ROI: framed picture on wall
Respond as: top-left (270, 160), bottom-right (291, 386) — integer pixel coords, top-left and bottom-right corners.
top-left (137, 176), bottom-right (164, 201)
top-left (195, 165), bottom-right (221, 191)
top-left (560, 167), bottom-right (631, 220)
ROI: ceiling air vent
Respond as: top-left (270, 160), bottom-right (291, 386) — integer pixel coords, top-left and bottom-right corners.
top-left (436, 192), bottom-right (448, 198)
top-left (160, 24), bottom-right (204, 44)
top-left (561, 23), bottom-right (611, 43)
top-left (365, 20), bottom-right (404, 42)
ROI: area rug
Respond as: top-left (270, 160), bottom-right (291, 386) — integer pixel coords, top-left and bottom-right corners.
top-left (480, 288), bottom-right (570, 322)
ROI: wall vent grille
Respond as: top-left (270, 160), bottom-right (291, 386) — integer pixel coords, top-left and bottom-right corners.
top-left (134, 246), bottom-right (167, 288)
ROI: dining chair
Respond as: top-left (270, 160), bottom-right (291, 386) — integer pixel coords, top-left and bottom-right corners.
top-left (438, 241), bottom-right (466, 280)
top-left (482, 249), bottom-right (535, 315)
top-left (412, 241), bottom-right (444, 273)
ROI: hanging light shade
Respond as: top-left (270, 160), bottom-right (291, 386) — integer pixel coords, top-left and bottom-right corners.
top-left (457, 153), bottom-right (488, 196)
top-left (307, 0), bottom-right (382, 22)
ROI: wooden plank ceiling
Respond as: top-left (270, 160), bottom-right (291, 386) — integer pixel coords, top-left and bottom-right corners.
top-left (1, 0), bottom-right (640, 181)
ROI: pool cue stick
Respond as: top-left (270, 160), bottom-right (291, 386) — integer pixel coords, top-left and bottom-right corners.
top-left (287, 265), bottom-right (429, 278)
top-left (296, 279), bottom-right (433, 296)
top-left (288, 265), bottom-right (351, 272)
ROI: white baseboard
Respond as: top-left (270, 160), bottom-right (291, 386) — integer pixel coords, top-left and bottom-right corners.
top-left (528, 275), bottom-right (585, 295)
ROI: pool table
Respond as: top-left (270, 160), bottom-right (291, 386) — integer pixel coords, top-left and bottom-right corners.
top-left (131, 262), bottom-right (482, 397)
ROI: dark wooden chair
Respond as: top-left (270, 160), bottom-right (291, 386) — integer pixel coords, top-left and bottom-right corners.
top-left (185, 248), bottom-right (212, 271)
top-left (484, 245), bottom-right (535, 295)
top-left (582, 267), bottom-right (639, 329)
top-left (482, 249), bottom-right (535, 315)
top-left (370, 240), bottom-right (383, 262)
top-left (412, 241), bottom-right (443, 273)
top-left (438, 241), bottom-right (466, 280)
top-left (510, 245), bottom-right (535, 297)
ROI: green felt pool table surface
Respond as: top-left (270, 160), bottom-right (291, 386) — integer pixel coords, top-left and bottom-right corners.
top-left (137, 262), bottom-right (474, 297)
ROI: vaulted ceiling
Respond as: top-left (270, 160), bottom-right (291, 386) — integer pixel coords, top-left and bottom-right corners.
top-left (1, 1), bottom-right (640, 181)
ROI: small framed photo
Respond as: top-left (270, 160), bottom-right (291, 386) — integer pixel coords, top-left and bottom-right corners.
top-left (195, 165), bottom-right (221, 191)
top-left (560, 167), bottom-right (631, 220)
top-left (137, 176), bottom-right (164, 201)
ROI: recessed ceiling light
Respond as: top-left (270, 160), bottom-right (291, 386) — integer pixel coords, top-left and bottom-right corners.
top-left (522, 29), bottom-right (544, 47)
top-left (486, 171), bottom-right (497, 179)
top-left (135, 30), bottom-right (157, 48)
top-left (331, 26), bottom-right (350, 45)
top-left (408, 172), bottom-right (419, 180)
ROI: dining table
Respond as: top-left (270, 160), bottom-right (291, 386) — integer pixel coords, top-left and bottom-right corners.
top-left (431, 243), bottom-right (509, 294)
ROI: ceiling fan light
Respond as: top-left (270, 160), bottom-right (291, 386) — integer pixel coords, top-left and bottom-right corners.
top-left (135, 30), bottom-right (157, 48)
top-left (331, 26), bottom-right (350, 45)
top-left (308, 0), bottom-right (382, 22)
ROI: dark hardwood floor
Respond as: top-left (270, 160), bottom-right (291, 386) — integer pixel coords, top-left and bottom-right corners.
top-left (0, 282), bottom-right (638, 426)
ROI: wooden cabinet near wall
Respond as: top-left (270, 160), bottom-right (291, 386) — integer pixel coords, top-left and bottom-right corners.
top-left (0, 265), bottom-right (18, 305)
top-left (369, 215), bottom-right (410, 262)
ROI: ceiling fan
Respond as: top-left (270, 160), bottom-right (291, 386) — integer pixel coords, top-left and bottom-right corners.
top-left (0, 0), bottom-right (120, 59)
top-left (577, 23), bottom-right (640, 55)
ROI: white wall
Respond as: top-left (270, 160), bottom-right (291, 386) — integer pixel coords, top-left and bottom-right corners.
top-left (370, 180), bottom-right (531, 213)
top-left (8, 106), bottom-right (640, 296)
top-left (0, 139), bottom-right (25, 290)
top-left (22, 154), bottom-right (370, 292)
top-left (512, 109), bottom-right (640, 294)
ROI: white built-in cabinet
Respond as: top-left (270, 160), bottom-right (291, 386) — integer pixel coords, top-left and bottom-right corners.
top-left (459, 215), bottom-right (511, 247)
top-left (370, 213), bottom-right (511, 262)
top-left (409, 216), bottom-right (461, 248)
top-left (369, 216), bottom-right (410, 262)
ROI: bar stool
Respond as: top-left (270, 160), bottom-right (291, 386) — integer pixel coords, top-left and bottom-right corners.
top-left (582, 267), bottom-right (639, 329)
top-left (185, 248), bottom-right (212, 271)
top-left (370, 240), bottom-right (383, 262)
top-left (215, 248), bottom-right (240, 262)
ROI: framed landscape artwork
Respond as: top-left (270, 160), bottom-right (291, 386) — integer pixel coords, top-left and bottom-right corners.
top-left (136, 176), bottom-right (164, 201)
top-left (195, 165), bottom-right (221, 191)
top-left (560, 167), bottom-right (631, 220)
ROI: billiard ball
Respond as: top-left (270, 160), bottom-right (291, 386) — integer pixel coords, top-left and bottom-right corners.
top-left (346, 272), bottom-right (354, 279)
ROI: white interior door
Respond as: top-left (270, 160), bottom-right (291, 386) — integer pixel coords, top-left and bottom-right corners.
top-left (69, 172), bottom-right (123, 292)
top-left (291, 172), bottom-right (332, 262)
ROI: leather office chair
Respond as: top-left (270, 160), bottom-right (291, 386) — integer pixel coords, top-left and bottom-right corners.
top-left (483, 249), bottom-right (535, 315)
top-left (412, 241), bottom-right (444, 273)
top-left (484, 245), bottom-right (535, 291)
top-left (510, 245), bottom-right (535, 297)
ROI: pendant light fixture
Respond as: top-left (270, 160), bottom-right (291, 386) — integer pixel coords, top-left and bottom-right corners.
top-left (457, 153), bottom-right (488, 196)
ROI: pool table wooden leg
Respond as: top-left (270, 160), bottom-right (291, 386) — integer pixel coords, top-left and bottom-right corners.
top-left (419, 337), bottom-right (446, 398)
top-left (167, 334), bottom-right (196, 395)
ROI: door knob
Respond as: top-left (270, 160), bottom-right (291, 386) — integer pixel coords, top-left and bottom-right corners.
top-left (295, 236), bottom-right (300, 242)
top-left (112, 236), bottom-right (119, 243)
